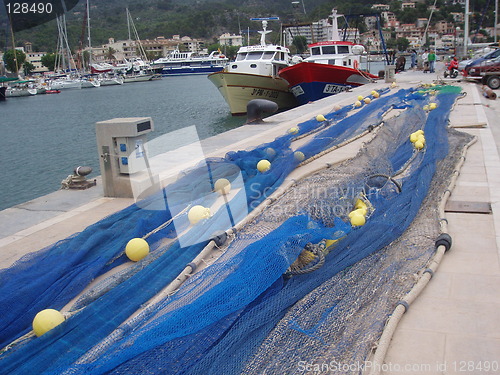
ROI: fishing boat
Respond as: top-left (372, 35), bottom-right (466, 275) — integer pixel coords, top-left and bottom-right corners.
top-left (278, 9), bottom-right (379, 106)
top-left (152, 49), bottom-right (228, 76)
top-left (208, 18), bottom-right (297, 115)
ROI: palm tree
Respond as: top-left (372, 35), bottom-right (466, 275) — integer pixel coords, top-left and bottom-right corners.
top-left (105, 47), bottom-right (117, 62)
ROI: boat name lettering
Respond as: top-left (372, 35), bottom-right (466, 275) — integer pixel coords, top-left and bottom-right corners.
top-left (6, 2), bottom-right (53, 14)
top-left (251, 88), bottom-right (279, 98)
top-left (291, 86), bottom-right (305, 97)
top-left (323, 84), bottom-right (349, 94)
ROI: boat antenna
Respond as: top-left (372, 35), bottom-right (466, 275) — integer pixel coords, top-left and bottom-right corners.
top-left (259, 21), bottom-right (270, 45)
top-left (251, 17), bottom-right (279, 46)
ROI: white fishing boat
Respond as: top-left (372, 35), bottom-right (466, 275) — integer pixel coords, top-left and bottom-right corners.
top-left (152, 48), bottom-right (228, 76)
top-left (208, 18), bottom-right (296, 115)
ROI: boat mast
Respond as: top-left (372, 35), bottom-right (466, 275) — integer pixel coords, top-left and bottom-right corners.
top-left (126, 8), bottom-right (149, 62)
top-left (420, 0), bottom-right (438, 52)
top-left (251, 17), bottom-right (279, 46)
top-left (328, 9), bottom-right (341, 41)
top-left (56, 15), bottom-right (78, 74)
top-left (259, 21), bottom-right (271, 45)
top-left (7, 14), bottom-right (20, 75)
top-left (127, 7), bottom-right (132, 41)
top-left (87, 0), bottom-right (92, 67)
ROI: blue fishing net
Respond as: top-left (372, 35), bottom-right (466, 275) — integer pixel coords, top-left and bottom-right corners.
top-left (0, 86), bottom-right (464, 375)
top-left (0, 88), bottom-right (394, 352)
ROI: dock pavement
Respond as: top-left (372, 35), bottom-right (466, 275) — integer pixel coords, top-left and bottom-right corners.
top-left (0, 62), bottom-right (499, 374)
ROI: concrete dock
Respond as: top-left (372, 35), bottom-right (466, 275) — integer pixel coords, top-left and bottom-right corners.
top-left (0, 63), bottom-right (499, 373)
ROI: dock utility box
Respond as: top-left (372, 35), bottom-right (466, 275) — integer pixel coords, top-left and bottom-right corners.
top-left (96, 117), bottom-right (159, 198)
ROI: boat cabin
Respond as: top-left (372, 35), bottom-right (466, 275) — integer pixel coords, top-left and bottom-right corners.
top-left (229, 45), bottom-right (291, 77)
top-left (305, 41), bottom-right (365, 69)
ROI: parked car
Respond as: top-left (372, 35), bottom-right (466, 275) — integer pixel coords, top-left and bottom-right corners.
top-left (461, 48), bottom-right (500, 71)
top-left (463, 55), bottom-right (500, 89)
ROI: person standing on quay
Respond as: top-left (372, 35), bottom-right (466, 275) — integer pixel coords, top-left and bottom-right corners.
top-left (428, 50), bottom-right (436, 73)
top-left (421, 50), bottom-right (429, 72)
top-left (410, 49), bottom-right (417, 69)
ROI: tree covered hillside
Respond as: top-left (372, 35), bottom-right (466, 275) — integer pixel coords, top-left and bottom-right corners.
top-left (0, 0), bottom-right (496, 53)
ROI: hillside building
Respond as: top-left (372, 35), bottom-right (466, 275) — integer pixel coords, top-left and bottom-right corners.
top-left (24, 43), bottom-right (48, 73)
top-left (90, 35), bottom-right (206, 63)
top-left (219, 33), bottom-right (243, 47)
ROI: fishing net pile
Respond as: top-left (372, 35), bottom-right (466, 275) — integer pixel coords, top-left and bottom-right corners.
top-left (0, 85), bottom-right (473, 374)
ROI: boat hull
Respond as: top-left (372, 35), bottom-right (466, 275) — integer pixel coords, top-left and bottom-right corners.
top-left (208, 71), bottom-right (297, 115)
top-left (6, 88), bottom-right (34, 97)
top-left (123, 74), bottom-right (158, 83)
top-left (81, 80), bottom-right (100, 88)
top-left (99, 78), bottom-right (124, 86)
top-left (279, 62), bottom-right (377, 105)
top-left (50, 80), bottom-right (82, 90)
top-left (161, 65), bottom-right (225, 76)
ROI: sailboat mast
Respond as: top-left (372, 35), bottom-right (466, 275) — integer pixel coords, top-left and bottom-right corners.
top-left (87, 0), bottom-right (92, 67)
top-left (127, 9), bottom-right (149, 62)
top-left (127, 8), bottom-right (132, 41)
top-left (8, 15), bottom-right (20, 75)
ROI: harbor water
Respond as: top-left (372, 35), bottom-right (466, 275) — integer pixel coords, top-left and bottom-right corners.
top-left (0, 75), bottom-right (245, 211)
top-left (0, 62), bottom-right (388, 212)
